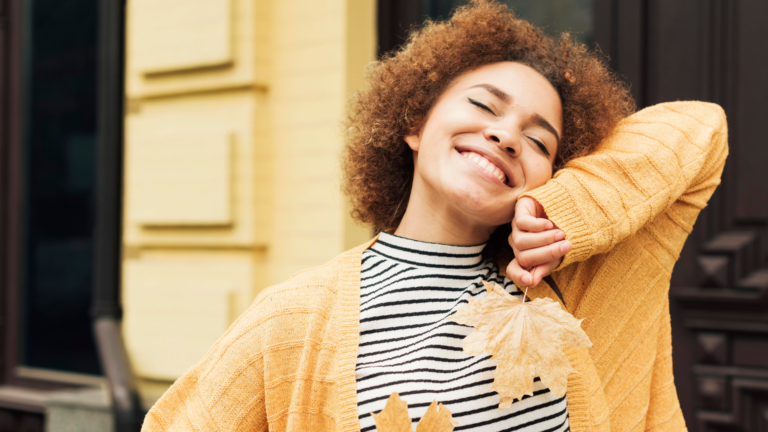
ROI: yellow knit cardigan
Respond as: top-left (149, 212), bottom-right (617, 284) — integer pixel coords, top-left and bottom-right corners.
top-left (142, 101), bottom-right (727, 432)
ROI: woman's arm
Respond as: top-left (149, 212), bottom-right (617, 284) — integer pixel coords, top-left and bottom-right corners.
top-left (523, 101), bottom-right (727, 270)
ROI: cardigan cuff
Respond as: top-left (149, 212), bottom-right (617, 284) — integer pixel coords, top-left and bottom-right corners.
top-left (522, 180), bottom-right (594, 269)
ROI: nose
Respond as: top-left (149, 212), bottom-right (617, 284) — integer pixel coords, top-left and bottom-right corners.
top-left (484, 126), bottom-right (521, 156)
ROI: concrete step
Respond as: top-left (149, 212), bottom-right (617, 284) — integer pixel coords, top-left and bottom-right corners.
top-left (45, 388), bottom-right (113, 432)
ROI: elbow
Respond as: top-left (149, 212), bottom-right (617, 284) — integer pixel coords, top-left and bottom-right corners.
top-left (695, 102), bottom-right (729, 169)
top-left (712, 104), bottom-right (729, 169)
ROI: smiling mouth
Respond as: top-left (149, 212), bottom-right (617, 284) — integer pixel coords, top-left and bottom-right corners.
top-left (460, 151), bottom-right (508, 185)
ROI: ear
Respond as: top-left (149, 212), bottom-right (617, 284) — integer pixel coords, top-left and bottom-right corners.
top-left (404, 133), bottom-right (420, 152)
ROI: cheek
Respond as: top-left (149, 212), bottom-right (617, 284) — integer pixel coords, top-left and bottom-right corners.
top-left (413, 137), bottom-right (445, 182)
top-left (413, 126), bottom-right (461, 178)
top-left (526, 159), bottom-right (554, 189)
top-left (418, 106), bottom-right (477, 154)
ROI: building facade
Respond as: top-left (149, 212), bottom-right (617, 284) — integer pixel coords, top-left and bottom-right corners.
top-left (121, 0), bottom-right (376, 404)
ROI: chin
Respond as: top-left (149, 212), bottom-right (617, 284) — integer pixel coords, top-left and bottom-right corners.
top-left (447, 184), bottom-right (516, 226)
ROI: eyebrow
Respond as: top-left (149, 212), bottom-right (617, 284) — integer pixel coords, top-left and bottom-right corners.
top-left (531, 113), bottom-right (561, 146)
top-left (471, 83), bottom-right (511, 103)
top-left (470, 83), bottom-right (562, 146)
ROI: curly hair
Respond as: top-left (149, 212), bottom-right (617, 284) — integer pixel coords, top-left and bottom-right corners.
top-left (342, 0), bottom-right (634, 238)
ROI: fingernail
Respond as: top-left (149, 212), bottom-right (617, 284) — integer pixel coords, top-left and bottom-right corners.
top-left (545, 222), bottom-right (554, 230)
top-left (560, 241), bottom-right (572, 254)
top-left (522, 274), bottom-right (531, 285)
top-left (555, 231), bottom-right (565, 241)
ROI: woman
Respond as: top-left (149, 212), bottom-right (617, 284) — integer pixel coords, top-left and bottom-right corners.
top-left (142, 1), bottom-right (727, 431)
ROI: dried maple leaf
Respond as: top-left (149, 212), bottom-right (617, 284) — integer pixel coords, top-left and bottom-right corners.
top-left (416, 400), bottom-right (457, 432)
top-left (450, 281), bottom-right (592, 409)
top-left (373, 393), bottom-right (457, 432)
top-left (371, 393), bottom-right (411, 432)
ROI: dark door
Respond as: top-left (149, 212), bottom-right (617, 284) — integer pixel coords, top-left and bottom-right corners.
top-left (595, 0), bottom-right (768, 431)
top-left (21, 0), bottom-right (102, 377)
top-left (0, 0), bottom-right (103, 391)
top-left (380, 1), bottom-right (768, 431)
top-left (596, 1), bottom-right (768, 431)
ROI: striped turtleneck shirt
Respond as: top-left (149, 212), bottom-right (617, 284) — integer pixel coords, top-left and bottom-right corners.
top-left (355, 232), bottom-right (569, 432)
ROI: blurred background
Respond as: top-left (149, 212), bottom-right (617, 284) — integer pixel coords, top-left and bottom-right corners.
top-left (0, 0), bottom-right (765, 431)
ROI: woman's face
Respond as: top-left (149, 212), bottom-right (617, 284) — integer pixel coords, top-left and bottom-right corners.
top-left (405, 61), bottom-right (562, 229)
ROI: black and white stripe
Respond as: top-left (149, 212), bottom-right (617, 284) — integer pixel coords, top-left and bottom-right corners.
top-left (356, 232), bottom-right (569, 432)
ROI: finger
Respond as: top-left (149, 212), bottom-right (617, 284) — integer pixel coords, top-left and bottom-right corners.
top-left (515, 196), bottom-right (545, 217)
top-left (530, 259), bottom-right (563, 287)
top-left (514, 197), bottom-right (538, 219)
top-left (516, 240), bottom-right (572, 269)
top-left (514, 214), bottom-right (554, 233)
top-left (516, 196), bottom-right (548, 219)
top-left (510, 230), bottom-right (565, 252)
top-left (506, 258), bottom-right (533, 287)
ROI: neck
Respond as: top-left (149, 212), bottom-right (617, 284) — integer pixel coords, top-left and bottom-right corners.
top-left (394, 183), bottom-right (494, 246)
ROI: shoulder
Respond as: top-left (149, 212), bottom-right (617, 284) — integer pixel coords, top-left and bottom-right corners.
top-left (145, 240), bottom-right (375, 430)
top-left (224, 239), bottom-right (375, 340)
top-left (189, 239), bottom-right (373, 373)
top-left (257, 240), bottom-right (372, 309)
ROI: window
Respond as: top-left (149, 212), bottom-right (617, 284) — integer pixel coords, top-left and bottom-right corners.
top-left (20, 0), bottom-right (101, 378)
top-left (423, 0), bottom-right (592, 44)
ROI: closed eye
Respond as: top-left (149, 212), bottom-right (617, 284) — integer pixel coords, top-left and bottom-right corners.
top-left (528, 136), bottom-right (550, 156)
top-left (468, 97), bottom-right (496, 116)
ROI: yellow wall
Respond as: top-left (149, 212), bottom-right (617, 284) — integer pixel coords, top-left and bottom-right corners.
top-left (122, 0), bottom-right (375, 403)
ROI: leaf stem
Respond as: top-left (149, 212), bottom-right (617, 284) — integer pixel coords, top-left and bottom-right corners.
top-left (523, 286), bottom-right (529, 303)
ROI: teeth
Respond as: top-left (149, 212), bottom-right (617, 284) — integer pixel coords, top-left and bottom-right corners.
top-left (461, 151), bottom-right (507, 184)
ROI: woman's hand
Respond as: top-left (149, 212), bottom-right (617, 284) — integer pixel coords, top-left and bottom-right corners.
top-left (506, 197), bottom-right (572, 287)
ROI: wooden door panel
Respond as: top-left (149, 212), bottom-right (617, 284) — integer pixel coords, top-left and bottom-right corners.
top-left (596, 1), bottom-right (768, 431)
top-left (734, 0), bottom-right (768, 221)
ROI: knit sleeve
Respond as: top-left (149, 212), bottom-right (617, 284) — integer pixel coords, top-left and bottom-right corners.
top-left (524, 101), bottom-right (728, 268)
top-left (140, 302), bottom-right (270, 432)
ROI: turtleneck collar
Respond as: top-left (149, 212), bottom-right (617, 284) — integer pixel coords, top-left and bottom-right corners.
top-left (368, 232), bottom-right (487, 270)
